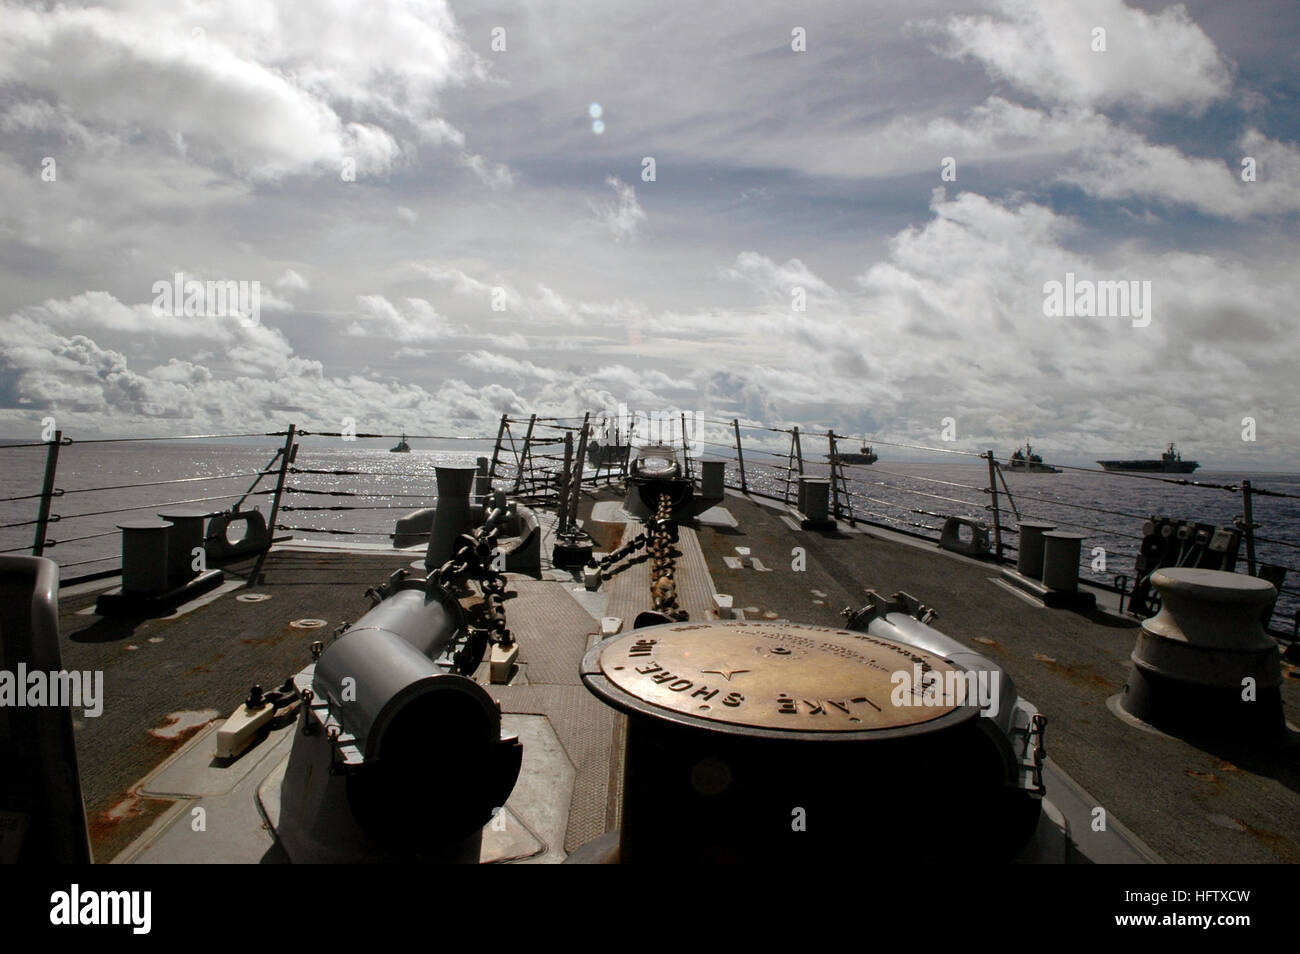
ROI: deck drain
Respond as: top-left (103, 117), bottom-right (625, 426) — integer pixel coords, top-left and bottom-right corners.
top-left (237, 593), bottom-right (272, 603)
top-left (290, 618), bottom-right (328, 629)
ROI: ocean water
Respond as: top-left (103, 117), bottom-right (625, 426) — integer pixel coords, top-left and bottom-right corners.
top-left (1, 438), bottom-right (1297, 627)
top-left (738, 454), bottom-right (1300, 627)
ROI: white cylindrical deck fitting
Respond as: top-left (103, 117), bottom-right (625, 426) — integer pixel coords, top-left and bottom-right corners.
top-left (1041, 531), bottom-right (1085, 591)
top-left (1122, 568), bottom-right (1283, 742)
top-left (425, 466), bottom-right (478, 570)
top-left (119, 519), bottom-right (173, 594)
top-left (1016, 521), bottom-right (1057, 579)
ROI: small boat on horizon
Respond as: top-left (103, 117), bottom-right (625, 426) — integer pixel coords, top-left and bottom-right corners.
top-left (1098, 442), bottom-right (1198, 473)
top-left (390, 432), bottom-right (411, 453)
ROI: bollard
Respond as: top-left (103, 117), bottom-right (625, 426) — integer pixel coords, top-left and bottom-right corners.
top-left (700, 460), bottom-right (726, 501)
top-left (425, 467), bottom-right (478, 570)
top-left (1121, 568), bottom-right (1283, 743)
top-left (1016, 521), bottom-right (1057, 580)
top-left (1041, 531), bottom-right (1085, 592)
top-left (157, 508), bottom-right (208, 585)
top-left (798, 477), bottom-right (831, 525)
top-left (118, 520), bottom-right (173, 594)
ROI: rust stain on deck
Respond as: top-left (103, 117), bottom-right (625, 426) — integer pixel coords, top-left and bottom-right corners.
top-left (85, 791), bottom-right (175, 862)
top-left (1237, 819), bottom-right (1299, 862)
top-left (1032, 653), bottom-right (1115, 690)
top-left (150, 709), bottom-right (220, 741)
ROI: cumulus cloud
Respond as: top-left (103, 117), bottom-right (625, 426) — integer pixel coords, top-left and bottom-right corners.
top-left (0, 0), bottom-right (490, 180)
top-left (459, 351), bottom-right (560, 382)
top-left (722, 252), bottom-right (836, 306)
top-left (345, 295), bottom-right (455, 345)
top-left (843, 95), bottom-right (1300, 220)
top-left (420, 266), bottom-right (649, 333)
top-left (590, 177), bottom-right (646, 242)
top-left (14, 290), bottom-right (296, 372)
top-left (0, 291), bottom-right (525, 432)
top-left (275, 269), bottom-right (309, 291)
top-left (922, 0), bottom-right (1234, 113)
top-left (0, 1), bottom-right (1294, 469)
top-left (844, 189), bottom-right (1299, 450)
top-left (1058, 126), bottom-right (1300, 219)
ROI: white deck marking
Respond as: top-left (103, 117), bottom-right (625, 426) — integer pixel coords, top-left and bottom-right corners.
top-left (989, 577), bottom-right (1046, 607)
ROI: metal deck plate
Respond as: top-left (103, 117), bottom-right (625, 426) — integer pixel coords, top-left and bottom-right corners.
top-left (594, 620), bottom-right (964, 732)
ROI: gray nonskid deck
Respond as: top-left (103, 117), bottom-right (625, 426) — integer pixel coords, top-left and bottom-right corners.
top-left (55, 548), bottom-right (419, 861)
top-left (56, 480), bottom-right (1297, 865)
top-left (694, 490), bottom-right (1300, 864)
top-left (485, 577), bottom-right (625, 853)
top-left (594, 500), bottom-right (722, 623)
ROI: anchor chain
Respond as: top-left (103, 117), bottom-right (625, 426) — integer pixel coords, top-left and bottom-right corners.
top-left (586, 492), bottom-right (687, 621)
top-left (586, 530), bottom-right (649, 576)
top-left (648, 492), bottom-right (687, 620)
top-left (430, 519), bottom-right (515, 649)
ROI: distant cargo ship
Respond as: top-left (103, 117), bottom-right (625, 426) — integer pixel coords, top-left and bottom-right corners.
top-left (1098, 442), bottom-right (1198, 473)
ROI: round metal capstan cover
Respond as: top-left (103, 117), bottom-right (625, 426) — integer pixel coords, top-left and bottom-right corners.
top-left (584, 620), bottom-right (971, 735)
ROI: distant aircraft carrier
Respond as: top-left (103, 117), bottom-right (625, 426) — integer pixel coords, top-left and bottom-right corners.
top-left (1098, 442), bottom-right (1198, 473)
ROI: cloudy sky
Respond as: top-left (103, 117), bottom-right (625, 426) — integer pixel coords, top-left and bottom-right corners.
top-left (1, 0), bottom-right (1297, 466)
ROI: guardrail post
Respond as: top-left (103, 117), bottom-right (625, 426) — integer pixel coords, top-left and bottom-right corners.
top-left (247, 424), bottom-right (296, 586)
top-left (488, 413), bottom-right (507, 481)
top-left (782, 427), bottom-right (804, 506)
top-left (32, 430), bottom-right (64, 557)
top-left (1242, 479), bottom-right (1257, 576)
top-left (558, 432), bottom-right (574, 532)
top-left (986, 450), bottom-right (1004, 561)
top-left (571, 412), bottom-right (590, 516)
top-left (827, 431), bottom-right (842, 518)
top-left (681, 412), bottom-right (691, 480)
top-left (733, 419), bottom-right (748, 493)
top-left (512, 414), bottom-right (537, 495)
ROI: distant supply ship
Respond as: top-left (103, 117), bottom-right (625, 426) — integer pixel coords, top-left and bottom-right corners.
top-left (390, 432), bottom-right (411, 453)
top-left (1098, 442), bottom-right (1198, 474)
top-left (833, 443), bottom-right (878, 465)
top-left (1008, 442), bottom-right (1060, 473)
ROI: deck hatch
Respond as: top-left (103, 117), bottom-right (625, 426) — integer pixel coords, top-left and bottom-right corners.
top-left (592, 620), bottom-right (967, 733)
